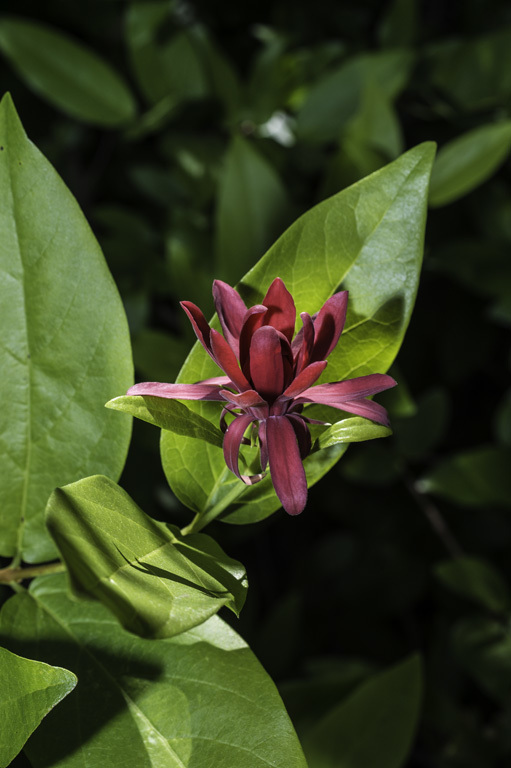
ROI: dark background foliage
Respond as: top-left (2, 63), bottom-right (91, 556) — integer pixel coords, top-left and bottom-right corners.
top-left (1, 1), bottom-right (511, 765)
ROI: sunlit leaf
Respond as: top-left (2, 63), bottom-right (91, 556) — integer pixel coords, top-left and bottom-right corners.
top-left (46, 475), bottom-right (247, 637)
top-left (0, 646), bottom-right (76, 768)
top-left (107, 396), bottom-right (224, 448)
top-left (0, 94), bottom-right (133, 562)
top-left (315, 418), bottom-right (392, 450)
top-left (0, 574), bottom-right (307, 768)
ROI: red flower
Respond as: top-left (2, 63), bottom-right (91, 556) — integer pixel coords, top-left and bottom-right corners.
top-left (128, 278), bottom-right (396, 516)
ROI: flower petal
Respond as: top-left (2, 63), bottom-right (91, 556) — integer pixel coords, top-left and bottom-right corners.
top-left (180, 300), bottom-right (214, 357)
top-left (210, 329), bottom-right (251, 392)
top-left (266, 415), bottom-right (308, 516)
top-left (281, 360), bottom-right (327, 399)
top-left (292, 312), bottom-right (315, 373)
top-left (220, 389), bottom-right (268, 411)
top-left (311, 291), bottom-right (348, 363)
top-left (262, 277), bottom-right (296, 342)
top-left (249, 326), bottom-right (285, 402)
top-left (287, 414), bottom-right (312, 459)
top-left (258, 421), bottom-right (268, 471)
top-left (127, 382), bottom-right (227, 401)
top-left (223, 414), bottom-right (264, 484)
top-left (212, 280), bottom-right (248, 356)
top-left (334, 398), bottom-right (392, 426)
top-left (297, 373), bottom-right (396, 403)
top-left (239, 305), bottom-right (268, 376)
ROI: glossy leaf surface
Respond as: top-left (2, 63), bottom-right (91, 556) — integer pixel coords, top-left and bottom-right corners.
top-left (315, 417), bottom-right (392, 450)
top-left (161, 143), bottom-right (435, 525)
top-left (0, 575), bottom-right (307, 768)
top-left (0, 646), bottom-right (76, 768)
top-left (302, 655), bottom-right (422, 768)
top-left (107, 395), bottom-right (224, 449)
top-left (0, 94), bottom-right (133, 561)
top-left (46, 475), bottom-right (247, 638)
top-left (429, 122), bottom-right (511, 207)
top-left (0, 18), bottom-right (136, 126)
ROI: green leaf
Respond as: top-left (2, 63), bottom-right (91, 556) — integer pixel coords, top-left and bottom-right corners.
top-left (161, 142), bottom-right (435, 527)
top-left (418, 446), bottom-right (511, 507)
top-left (427, 30), bottom-right (511, 112)
top-left (0, 574), bottom-right (307, 768)
top-left (429, 122), bottom-right (511, 207)
top-left (215, 135), bottom-right (291, 284)
top-left (125, 7), bottom-right (208, 107)
top-left (301, 655), bottom-right (422, 768)
top-left (131, 330), bottom-right (188, 383)
top-left (106, 396), bottom-right (224, 449)
top-left (435, 557), bottom-right (509, 614)
top-left (46, 475), bottom-right (247, 637)
top-left (315, 418), bottom-right (392, 451)
top-left (296, 49), bottom-right (414, 144)
top-left (452, 617), bottom-right (511, 704)
top-left (0, 646), bottom-right (76, 768)
top-left (0, 17), bottom-right (136, 126)
top-left (0, 94), bottom-right (133, 562)
top-left (393, 387), bottom-right (449, 461)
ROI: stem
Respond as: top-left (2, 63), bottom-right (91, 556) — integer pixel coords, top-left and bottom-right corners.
top-left (404, 473), bottom-right (464, 559)
top-left (0, 561), bottom-right (66, 585)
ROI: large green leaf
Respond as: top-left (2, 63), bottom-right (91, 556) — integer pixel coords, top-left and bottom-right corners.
top-left (301, 655), bottom-right (422, 768)
top-left (0, 574), bottom-right (308, 768)
top-left (0, 17), bottom-right (136, 126)
top-left (215, 134), bottom-right (290, 283)
top-left (0, 94), bottom-right (133, 562)
top-left (46, 475), bottom-right (247, 638)
top-left (0, 646), bottom-right (76, 768)
top-left (161, 142), bottom-right (435, 528)
top-left (429, 122), bottom-right (511, 207)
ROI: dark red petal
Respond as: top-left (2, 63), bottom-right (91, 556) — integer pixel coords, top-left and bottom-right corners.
top-left (297, 373), bottom-right (397, 403)
top-left (127, 382), bottom-right (227, 401)
top-left (239, 305), bottom-right (267, 376)
top-left (266, 415), bottom-right (308, 516)
top-left (220, 389), bottom-right (268, 409)
top-left (212, 280), bottom-right (248, 356)
top-left (281, 360), bottom-right (327, 399)
top-left (292, 312), bottom-right (315, 373)
top-left (336, 398), bottom-right (391, 426)
top-left (223, 414), bottom-right (264, 484)
top-left (210, 329), bottom-right (251, 392)
top-left (258, 421), bottom-right (268, 471)
top-left (261, 277), bottom-right (296, 342)
top-left (311, 291), bottom-right (349, 363)
top-left (197, 375), bottom-right (232, 386)
top-left (180, 301), bottom-right (214, 357)
top-left (287, 414), bottom-right (312, 459)
top-left (249, 326), bottom-right (285, 402)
